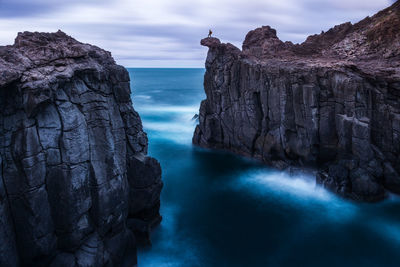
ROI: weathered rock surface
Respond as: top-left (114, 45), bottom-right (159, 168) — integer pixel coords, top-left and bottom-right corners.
top-left (194, 1), bottom-right (400, 201)
top-left (0, 31), bottom-right (162, 266)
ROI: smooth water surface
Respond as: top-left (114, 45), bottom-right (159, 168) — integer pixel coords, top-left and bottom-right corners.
top-left (129, 68), bottom-right (400, 267)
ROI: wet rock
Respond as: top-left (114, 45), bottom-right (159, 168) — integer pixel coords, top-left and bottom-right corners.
top-left (0, 156), bottom-right (19, 267)
top-left (0, 31), bottom-right (162, 266)
top-left (193, 1), bottom-right (400, 201)
top-left (349, 168), bottom-right (385, 201)
top-left (192, 114), bottom-right (199, 121)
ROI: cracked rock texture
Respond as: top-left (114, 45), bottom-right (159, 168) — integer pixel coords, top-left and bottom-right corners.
top-left (0, 31), bottom-right (162, 266)
top-left (193, 1), bottom-right (400, 201)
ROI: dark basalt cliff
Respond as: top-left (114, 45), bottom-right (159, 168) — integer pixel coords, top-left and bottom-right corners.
top-left (0, 31), bottom-right (162, 266)
top-left (193, 1), bottom-right (400, 201)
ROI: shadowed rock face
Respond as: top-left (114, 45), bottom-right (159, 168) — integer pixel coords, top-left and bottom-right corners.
top-left (194, 1), bottom-right (400, 202)
top-left (0, 31), bottom-right (162, 266)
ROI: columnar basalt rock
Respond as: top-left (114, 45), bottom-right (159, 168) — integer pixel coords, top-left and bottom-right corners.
top-left (193, 2), bottom-right (400, 201)
top-left (0, 31), bottom-right (162, 266)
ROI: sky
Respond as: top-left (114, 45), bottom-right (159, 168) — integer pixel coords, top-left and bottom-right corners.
top-left (0, 0), bottom-right (396, 67)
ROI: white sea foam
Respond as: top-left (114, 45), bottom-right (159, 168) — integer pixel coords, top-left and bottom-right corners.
top-left (139, 104), bottom-right (199, 144)
top-left (144, 121), bottom-right (194, 133)
top-left (235, 170), bottom-right (329, 200)
top-left (139, 105), bottom-right (199, 114)
top-left (230, 169), bottom-right (358, 222)
top-left (142, 118), bottom-right (196, 145)
top-left (134, 95), bottom-right (152, 100)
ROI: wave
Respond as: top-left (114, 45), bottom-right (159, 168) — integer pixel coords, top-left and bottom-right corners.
top-left (229, 169), bottom-right (359, 222)
top-left (142, 119), bottom-right (196, 145)
top-left (234, 170), bottom-right (330, 200)
top-left (138, 104), bottom-right (199, 114)
top-left (138, 104), bottom-right (199, 145)
top-left (134, 95), bottom-right (152, 100)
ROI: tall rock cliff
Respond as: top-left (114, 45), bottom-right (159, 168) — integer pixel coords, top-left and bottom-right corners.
top-left (0, 31), bottom-right (162, 266)
top-left (193, 1), bottom-right (400, 201)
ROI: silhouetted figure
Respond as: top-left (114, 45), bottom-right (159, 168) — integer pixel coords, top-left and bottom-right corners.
top-left (208, 29), bottom-right (213, 38)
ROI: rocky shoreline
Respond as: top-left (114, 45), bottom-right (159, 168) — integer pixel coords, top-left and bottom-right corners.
top-left (0, 31), bottom-right (162, 266)
top-left (193, 1), bottom-right (400, 201)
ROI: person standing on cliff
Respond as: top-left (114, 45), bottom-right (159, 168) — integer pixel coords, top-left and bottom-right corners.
top-left (208, 29), bottom-right (212, 38)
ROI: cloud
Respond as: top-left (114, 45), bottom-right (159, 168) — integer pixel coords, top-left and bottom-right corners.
top-left (0, 0), bottom-right (106, 17)
top-left (0, 0), bottom-right (395, 67)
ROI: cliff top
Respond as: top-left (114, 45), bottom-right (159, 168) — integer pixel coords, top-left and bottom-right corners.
top-left (0, 30), bottom-right (118, 87)
top-left (201, 1), bottom-right (400, 78)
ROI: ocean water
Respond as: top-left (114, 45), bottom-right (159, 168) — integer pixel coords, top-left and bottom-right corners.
top-left (128, 68), bottom-right (400, 267)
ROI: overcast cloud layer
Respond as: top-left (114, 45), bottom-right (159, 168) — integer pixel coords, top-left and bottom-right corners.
top-left (0, 0), bottom-right (395, 67)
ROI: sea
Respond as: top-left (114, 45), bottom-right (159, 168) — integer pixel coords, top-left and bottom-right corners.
top-left (128, 68), bottom-right (400, 267)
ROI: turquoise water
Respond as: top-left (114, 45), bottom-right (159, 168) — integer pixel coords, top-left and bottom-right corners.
top-left (129, 68), bottom-right (400, 267)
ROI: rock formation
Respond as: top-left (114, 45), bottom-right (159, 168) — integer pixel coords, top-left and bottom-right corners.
top-left (0, 31), bottom-right (162, 266)
top-left (193, 1), bottom-right (400, 201)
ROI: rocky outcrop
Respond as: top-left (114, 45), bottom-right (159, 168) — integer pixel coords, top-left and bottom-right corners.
top-left (0, 31), bottom-right (162, 266)
top-left (193, 1), bottom-right (400, 201)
